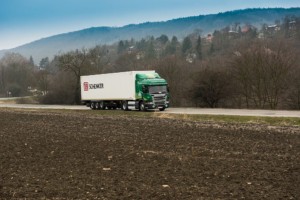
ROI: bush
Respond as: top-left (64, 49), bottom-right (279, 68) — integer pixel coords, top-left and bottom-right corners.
top-left (38, 72), bottom-right (77, 105)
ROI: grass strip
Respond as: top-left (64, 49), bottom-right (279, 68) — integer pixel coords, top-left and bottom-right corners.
top-left (1, 107), bottom-right (299, 126)
top-left (74, 109), bottom-right (300, 126)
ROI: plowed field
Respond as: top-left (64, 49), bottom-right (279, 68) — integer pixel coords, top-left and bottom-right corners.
top-left (0, 109), bottom-right (299, 199)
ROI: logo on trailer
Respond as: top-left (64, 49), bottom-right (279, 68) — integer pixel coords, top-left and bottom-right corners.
top-left (84, 82), bottom-right (89, 91)
top-left (83, 82), bottom-right (104, 91)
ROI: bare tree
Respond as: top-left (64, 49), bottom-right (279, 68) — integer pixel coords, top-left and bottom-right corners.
top-left (263, 41), bottom-right (295, 108)
top-left (0, 53), bottom-right (35, 97)
top-left (155, 56), bottom-right (191, 106)
top-left (35, 70), bottom-right (50, 95)
top-left (286, 67), bottom-right (300, 109)
top-left (231, 39), bottom-right (296, 109)
top-left (58, 49), bottom-right (88, 104)
top-left (0, 62), bottom-right (5, 95)
top-left (286, 46), bottom-right (300, 109)
top-left (194, 58), bottom-right (232, 108)
top-left (114, 52), bottom-right (142, 72)
top-left (40, 71), bottom-right (76, 104)
top-left (88, 45), bottom-right (111, 74)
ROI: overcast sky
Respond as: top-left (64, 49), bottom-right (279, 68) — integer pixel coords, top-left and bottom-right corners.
top-left (0, 0), bottom-right (299, 50)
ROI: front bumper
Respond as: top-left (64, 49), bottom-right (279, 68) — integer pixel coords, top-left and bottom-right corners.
top-left (145, 101), bottom-right (169, 109)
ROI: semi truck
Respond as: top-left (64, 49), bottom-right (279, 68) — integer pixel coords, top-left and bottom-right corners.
top-left (80, 71), bottom-right (169, 111)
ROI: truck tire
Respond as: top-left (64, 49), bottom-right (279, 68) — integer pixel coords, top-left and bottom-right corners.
top-left (99, 101), bottom-right (105, 110)
top-left (90, 102), bottom-right (96, 110)
top-left (122, 101), bottom-right (128, 111)
top-left (159, 107), bottom-right (165, 111)
top-left (95, 102), bottom-right (100, 110)
top-left (139, 101), bottom-right (147, 111)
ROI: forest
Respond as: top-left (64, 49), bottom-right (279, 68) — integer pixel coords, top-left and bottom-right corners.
top-left (1, 16), bottom-right (300, 110)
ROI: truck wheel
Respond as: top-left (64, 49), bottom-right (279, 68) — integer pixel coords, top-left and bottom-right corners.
top-left (99, 101), bottom-right (105, 110)
top-left (95, 102), bottom-right (100, 110)
top-left (159, 107), bottom-right (165, 111)
top-left (122, 101), bottom-right (128, 111)
top-left (139, 102), bottom-right (147, 111)
top-left (90, 102), bottom-right (96, 110)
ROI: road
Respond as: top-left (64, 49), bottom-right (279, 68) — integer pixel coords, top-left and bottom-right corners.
top-left (0, 103), bottom-right (300, 118)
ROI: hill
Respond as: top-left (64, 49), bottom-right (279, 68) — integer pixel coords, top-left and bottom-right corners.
top-left (1, 8), bottom-right (300, 63)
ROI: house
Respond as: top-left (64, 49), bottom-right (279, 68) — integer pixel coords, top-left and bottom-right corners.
top-left (266, 24), bottom-right (281, 32)
top-left (205, 34), bottom-right (213, 43)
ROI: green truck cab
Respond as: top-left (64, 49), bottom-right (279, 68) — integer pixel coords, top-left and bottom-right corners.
top-left (135, 72), bottom-right (169, 111)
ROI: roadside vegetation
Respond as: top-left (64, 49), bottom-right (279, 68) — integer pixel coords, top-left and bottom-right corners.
top-left (1, 16), bottom-right (300, 110)
top-left (3, 107), bottom-right (299, 126)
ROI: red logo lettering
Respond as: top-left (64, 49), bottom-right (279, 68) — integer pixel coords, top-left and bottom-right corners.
top-left (84, 82), bottom-right (88, 91)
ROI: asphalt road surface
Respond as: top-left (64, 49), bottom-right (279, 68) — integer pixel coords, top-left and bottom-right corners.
top-left (0, 103), bottom-right (300, 118)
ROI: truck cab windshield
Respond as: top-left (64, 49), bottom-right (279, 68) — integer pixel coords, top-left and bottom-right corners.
top-left (148, 85), bottom-right (168, 94)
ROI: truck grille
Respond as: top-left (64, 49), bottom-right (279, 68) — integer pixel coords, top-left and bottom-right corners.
top-left (151, 94), bottom-right (166, 105)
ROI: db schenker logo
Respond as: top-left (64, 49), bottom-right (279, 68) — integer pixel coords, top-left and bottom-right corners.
top-left (83, 82), bottom-right (104, 91)
top-left (84, 82), bottom-right (89, 91)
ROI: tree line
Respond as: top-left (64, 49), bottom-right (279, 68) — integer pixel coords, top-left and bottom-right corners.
top-left (1, 16), bottom-right (300, 109)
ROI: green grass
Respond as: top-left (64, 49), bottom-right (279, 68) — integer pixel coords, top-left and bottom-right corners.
top-left (177, 114), bottom-right (300, 126)
top-left (15, 96), bottom-right (39, 104)
top-left (0, 96), bottom-right (39, 104)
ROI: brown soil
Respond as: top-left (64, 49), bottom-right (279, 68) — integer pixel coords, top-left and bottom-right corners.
top-left (0, 109), bottom-right (299, 199)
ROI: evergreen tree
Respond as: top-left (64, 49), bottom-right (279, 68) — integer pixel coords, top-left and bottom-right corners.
top-left (171, 36), bottom-right (178, 44)
top-left (145, 41), bottom-right (156, 60)
top-left (136, 38), bottom-right (147, 51)
top-left (196, 36), bottom-right (202, 60)
top-left (39, 57), bottom-right (50, 69)
top-left (181, 36), bottom-right (192, 55)
top-left (209, 43), bottom-right (215, 55)
top-left (29, 56), bottom-right (34, 66)
top-left (117, 41), bottom-right (125, 54)
top-left (163, 36), bottom-right (178, 55)
top-left (157, 34), bottom-right (169, 45)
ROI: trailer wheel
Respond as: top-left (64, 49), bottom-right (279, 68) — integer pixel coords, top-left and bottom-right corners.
top-left (122, 101), bottom-right (128, 111)
top-left (139, 101), bottom-right (147, 111)
top-left (99, 101), bottom-right (105, 110)
top-left (95, 102), bottom-right (100, 110)
top-left (90, 102), bottom-right (96, 110)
